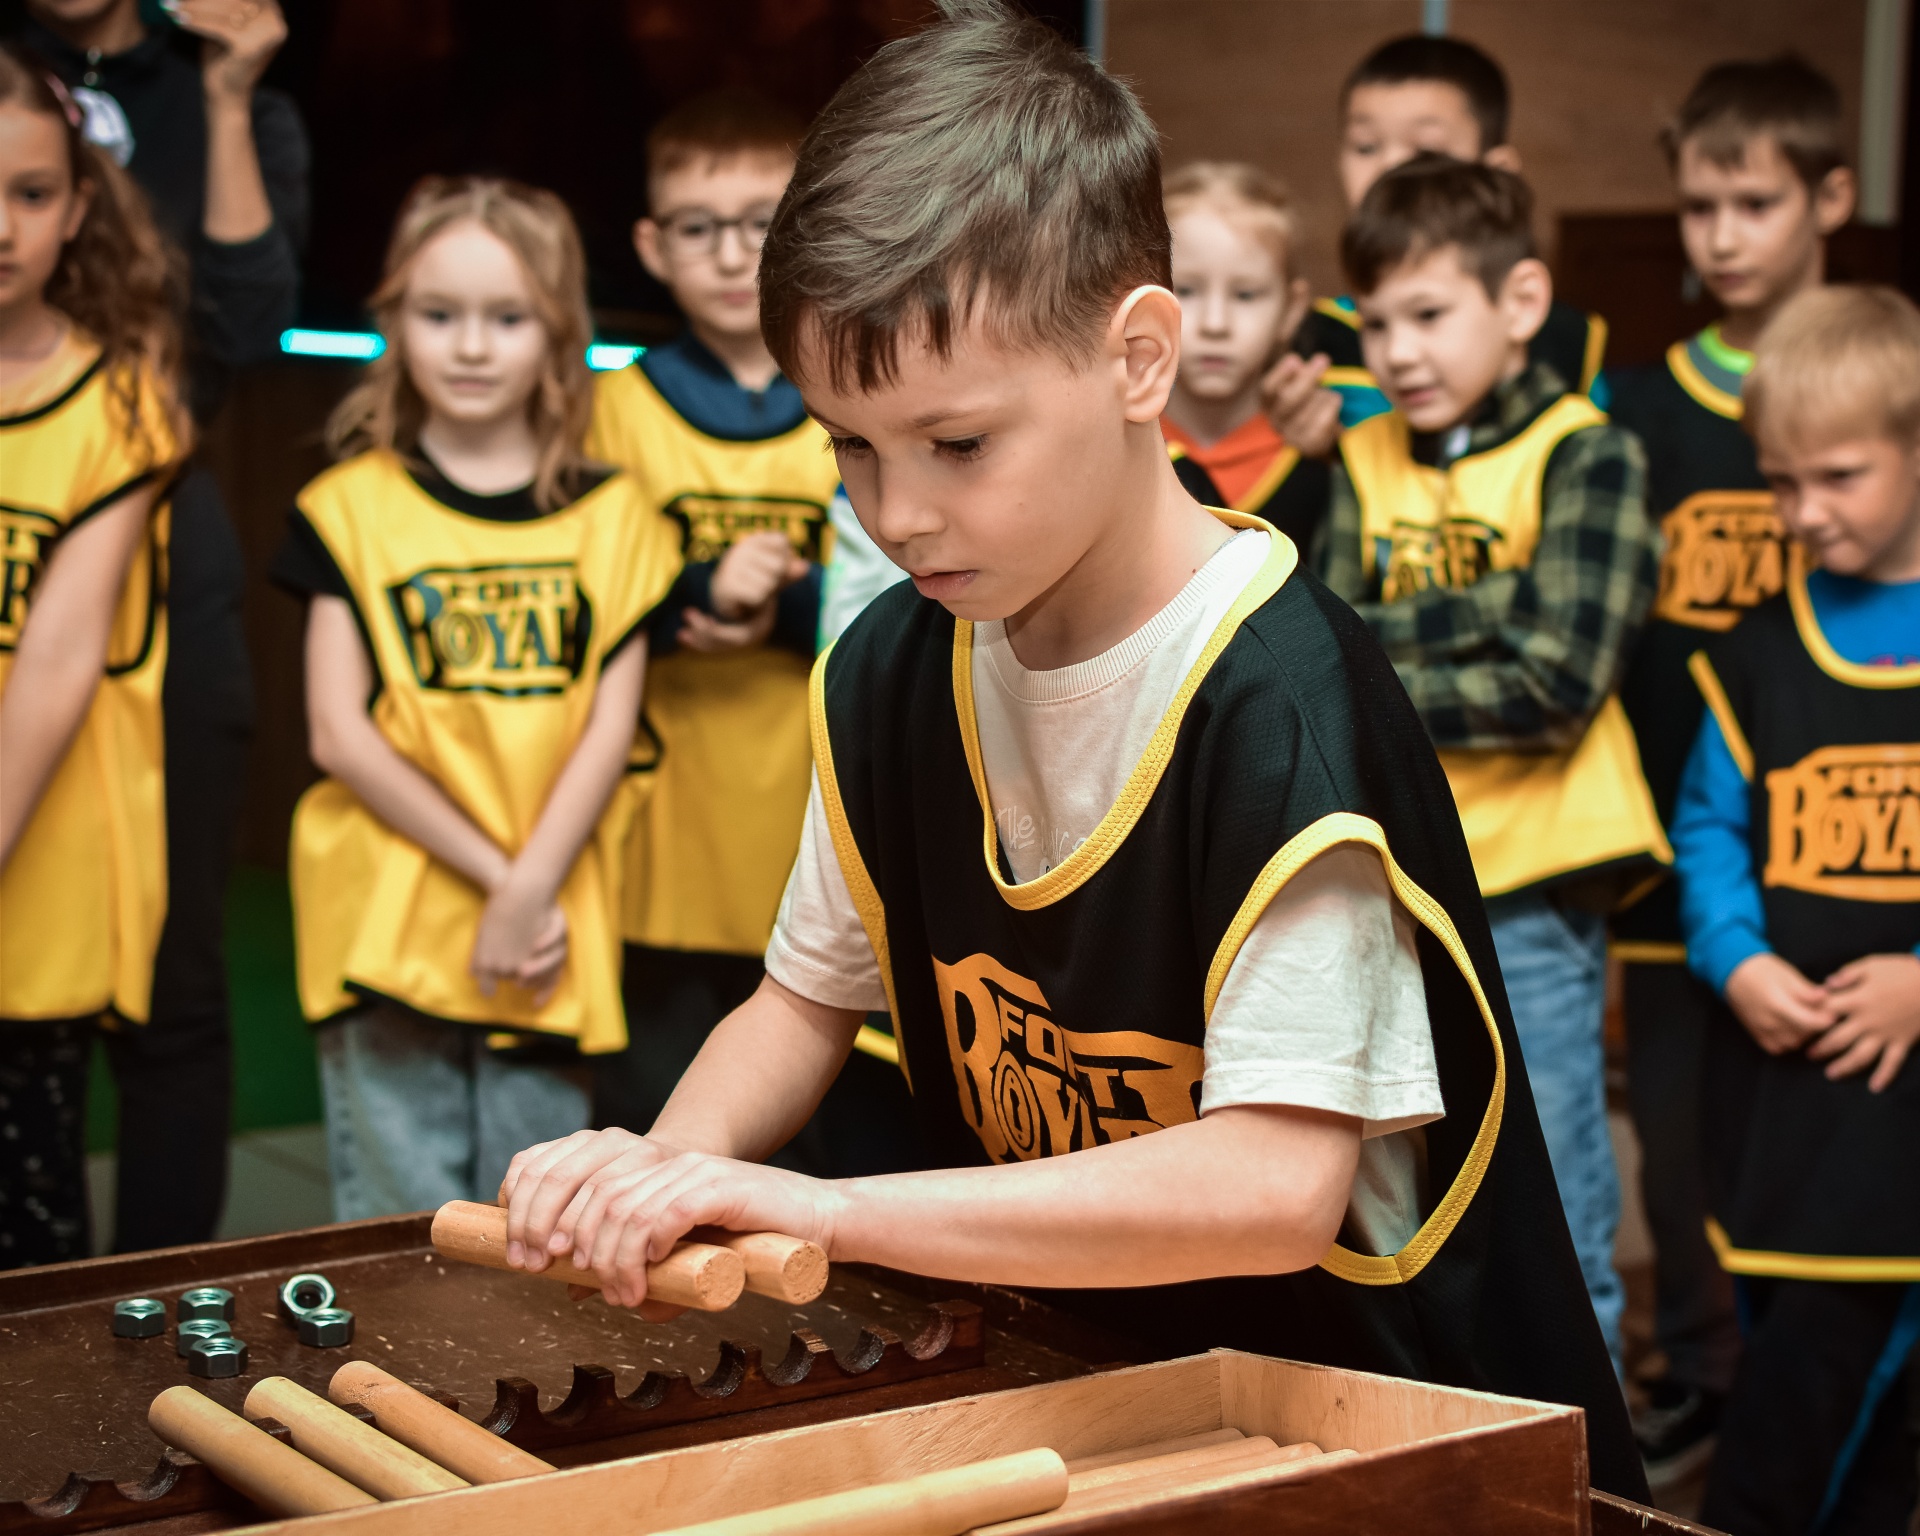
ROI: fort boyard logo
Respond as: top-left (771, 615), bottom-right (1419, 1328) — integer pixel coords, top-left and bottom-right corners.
top-left (386, 562), bottom-right (588, 696)
top-left (1765, 745), bottom-right (1920, 901)
top-left (1381, 517), bottom-right (1502, 602)
top-left (665, 494), bottom-right (827, 564)
top-left (933, 953), bottom-right (1202, 1163)
top-left (1655, 492), bottom-right (1786, 631)
top-left (0, 504), bottom-right (62, 650)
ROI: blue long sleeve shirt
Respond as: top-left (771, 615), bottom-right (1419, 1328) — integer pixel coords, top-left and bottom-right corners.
top-left (1673, 568), bottom-right (1920, 991)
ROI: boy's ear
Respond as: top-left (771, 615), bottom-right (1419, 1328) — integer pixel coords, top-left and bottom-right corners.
top-left (1812, 165), bottom-right (1857, 236)
top-left (1497, 257), bottom-right (1553, 346)
top-left (634, 218), bottom-right (671, 285)
top-left (1111, 285), bottom-right (1183, 424)
top-left (1481, 143), bottom-right (1523, 177)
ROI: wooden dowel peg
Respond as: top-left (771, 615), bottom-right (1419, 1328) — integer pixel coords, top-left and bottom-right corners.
top-left (245, 1377), bottom-right (469, 1501)
top-left (431, 1201), bottom-right (746, 1312)
top-left (1063, 1428), bottom-right (1246, 1474)
top-left (328, 1362), bottom-right (554, 1485)
top-left (651, 1448), bottom-right (1069, 1536)
top-left (981, 1440), bottom-right (1342, 1534)
top-left (147, 1386), bottom-right (376, 1518)
top-left (1065, 1434), bottom-right (1294, 1493)
top-left (700, 1229), bottom-right (830, 1304)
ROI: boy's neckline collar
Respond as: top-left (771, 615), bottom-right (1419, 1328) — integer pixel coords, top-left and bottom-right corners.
top-left (1410, 360), bottom-right (1568, 468)
top-left (1693, 324), bottom-right (1753, 380)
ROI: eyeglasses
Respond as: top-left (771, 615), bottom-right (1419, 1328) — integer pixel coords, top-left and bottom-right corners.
top-left (656, 204), bottom-right (779, 259)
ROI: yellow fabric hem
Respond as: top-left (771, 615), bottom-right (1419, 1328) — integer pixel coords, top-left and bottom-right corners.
top-left (809, 646), bottom-right (908, 1087)
top-left (852, 1023), bottom-right (901, 1066)
top-left (1321, 366), bottom-right (1378, 390)
top-left (1688, 651), bottom-right (1755, 781)
top-left (1612, 940), bottom-right (1689, 964)
top-left (1313, 296), bottom-right (1359, 330)
top-left (1579, 313), bottom-right (1609, 396)
top-left (1235, 447), bottom-right (1301, 515)
top-left (954, 512), bottom-right (1298, 912)
top-left (1788, 555), bottom-right (1920, 690)
top-left (1706, 1218), bottom-right (1920, 1281)
top-left (1667, 341), bottom-right (1743, 421)
top-left (1204, 811), bottom-right (1507, 1289)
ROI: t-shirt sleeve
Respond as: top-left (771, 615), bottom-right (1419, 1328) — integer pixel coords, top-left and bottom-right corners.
top-left (269, 506), bottom-right (351, 600)
top-left (763, 771), bottom-right (888, 1012)
top-left (1199, 841), bottom-right (1443, 1138)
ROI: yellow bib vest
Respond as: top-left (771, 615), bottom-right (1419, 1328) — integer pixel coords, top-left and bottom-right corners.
top-left (287, 452), bottom-right (681, 1051)
top-left (588, 365), bottom-right (841, 955)
top-left (1341, 394), bottom-right (1670, 897)
top-left (0, 338), bottom-right (176, 1022)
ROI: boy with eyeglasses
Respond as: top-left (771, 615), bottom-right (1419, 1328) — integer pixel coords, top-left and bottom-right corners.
top-left (588, 90), bottom-right (846, 1143)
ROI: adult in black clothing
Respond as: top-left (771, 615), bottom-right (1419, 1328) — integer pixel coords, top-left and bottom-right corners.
top-left (17, 0), bottom-right (307, 1253)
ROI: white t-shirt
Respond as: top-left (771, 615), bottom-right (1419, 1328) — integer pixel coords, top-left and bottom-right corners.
top-left (766, 529), bottom-right (1445, 1254)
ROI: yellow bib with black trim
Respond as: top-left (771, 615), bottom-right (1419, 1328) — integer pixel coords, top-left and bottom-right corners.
top-left (287, 451), bottom-right (680, 1051)
top-left (0, 337), bottom-right (177, 1023)
top-left (588, 365), bottom-right (840, 955)
top-left (1341, 396), bottom-right (1670, 897)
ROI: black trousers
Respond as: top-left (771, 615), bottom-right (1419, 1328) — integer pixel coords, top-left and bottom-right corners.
top-left (1703, 1279), bottom-right (1920, 1535)
top-left (1622, 961), bottom-right (1742, 1393)
top-left (0, 1018), bottom-right (95, 1267)
top-left (596, 945), bottom-right (927, 1178)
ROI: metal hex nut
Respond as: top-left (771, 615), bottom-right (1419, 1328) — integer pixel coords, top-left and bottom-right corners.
top-left (296, 1307), bottom-right (354, 1348)
top-left (277, 1272), bottom-right (336, 1325)
top-left (177, 1287), bottom-right (235, 1323)
top-left (188, 1335), bottom-right (249, 1378)
top-left (176, 1319), bottom-right (232, 1357)
top-left (112, 1298), bottom-right (167, 1339)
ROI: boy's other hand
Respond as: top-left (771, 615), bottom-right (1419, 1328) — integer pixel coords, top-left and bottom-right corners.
top-left (677, 601), bottom-right (777, 654)
top-left (1725, 951), bottom-right (1835, 1054)
top-left (712, 531), bottom-right (808, 619)
top-left (1810, 953), bottom-right (1920, 1092)
top-left (471, 877), bottom-right (567, 1000)
top-left (1260, 352), bottom-right (1341, 459)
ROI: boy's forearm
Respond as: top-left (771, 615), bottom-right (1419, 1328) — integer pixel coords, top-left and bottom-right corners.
top-left (650, 976), bottom-right (864, 1156)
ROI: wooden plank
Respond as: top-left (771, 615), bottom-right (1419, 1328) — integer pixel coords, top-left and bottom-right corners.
top-left (1589, 1490), bottom-right (1726, 1536)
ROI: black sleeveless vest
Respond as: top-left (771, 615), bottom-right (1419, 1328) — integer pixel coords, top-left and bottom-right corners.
top-left (1693, 571), bottom-right (1920, 1275)
top-left (814, 525), bottom-right (1643, 1497)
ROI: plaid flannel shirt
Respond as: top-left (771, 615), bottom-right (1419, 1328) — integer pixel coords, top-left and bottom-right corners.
top-left (1316, 363), bottom-right (1657, 753)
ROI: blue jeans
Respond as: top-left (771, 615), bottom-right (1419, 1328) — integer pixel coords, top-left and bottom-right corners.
top-left (318, 1001), bottom-right (590, 1221)
top-left (1487, 892), bottom-right (1624, 1372)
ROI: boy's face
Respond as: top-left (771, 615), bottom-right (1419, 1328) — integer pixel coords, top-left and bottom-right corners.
top-left (635, 152), bottom-right (793, 344)
top-left (1760, 427), bottom-right (1920, 582)
top-left (796, 291), bottom-right (1182, 624)
top-left (1339, 81), bottom-right (1517, 210)
top-left (1676, 134), bottom-right (1854, 318)
top-left (1169, 206), bottom-right (1307, 406)
top-left (1354, 243), bottom-right (1549, 433)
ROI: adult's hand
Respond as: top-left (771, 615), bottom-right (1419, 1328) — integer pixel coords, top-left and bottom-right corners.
top-left (167, 0), bottom-right (286, 104)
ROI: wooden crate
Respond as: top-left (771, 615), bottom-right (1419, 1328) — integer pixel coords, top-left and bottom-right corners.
top-left (234, 1349), bottom-right (1590, 1536)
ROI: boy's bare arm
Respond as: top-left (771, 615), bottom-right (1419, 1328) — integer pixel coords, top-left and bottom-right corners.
top-left (501, 978), bottom-right (1361, 1306)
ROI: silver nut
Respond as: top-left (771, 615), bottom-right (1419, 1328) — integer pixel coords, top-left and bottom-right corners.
top-left (177, 1287), bottom-right (235, 1323)
top-left (112, 1298), bottom-right (167, 1339)
top-left (176, 1319), bottom-right (232, 1357)
top-left (278, 1272), bottom-right (336, 1324)
top-left (188, 1335), bottom-right (249, 1378)
top-left (296, 1307), bottom-right (354, 1348)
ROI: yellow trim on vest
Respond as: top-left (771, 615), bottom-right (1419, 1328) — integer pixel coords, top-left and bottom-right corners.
top-left (1667, 341), bottom-right (1743, 421)
top-left (1204, 811), bottom-right (1507, 1287)
top-left (1579, 313), bottom-right (1608, 395)
top-left (1234, 447), bottom-right (1301, 515)
top-left (1321, 366), bottom-right (1378, 390)
top-left (852, 1022), bottom-right (901, 1066)
top-left (1688, 651), bottom-right (1755, 781)
top-left (1612, 940), bottom-right (1690, 965)
top-left (1788, 554), bottom-right (1920, 690)
top-left (1313, 296), bottom-right (1359, 330)
top-left (954, 512), bottom-right (1298, 911)
top-left (1706, 1217), bottom-right (1920, 1282)
top-left (624, 362), bottom-right (826, 458)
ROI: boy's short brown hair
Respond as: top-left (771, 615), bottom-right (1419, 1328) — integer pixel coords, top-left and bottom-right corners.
top-left (758, 0), bottom-right (1170, 391)
top-left (1661, 55), bottom-right (1845, 192)
top-left (647, 89), bottom-right (804, 208)
top-left (1342, 35), bottom-right (1511, 152)
top-left (1744, 285), bottom-right (1920, 453)
top-left (1340, 153), bottom-right (1535, 299)
top-left (1163, 161), bottom-right (1300, 281)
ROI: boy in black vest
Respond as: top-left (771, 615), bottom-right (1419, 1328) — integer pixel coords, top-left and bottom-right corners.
top-left (1672, 284), bottom-right (1920, 1535)
top-left (496, 3), bottom-right (1643, 1499)
top-left (1318, 155), bottom-right (1666, 1378)
top-left (1606, 57), bottom-right (1857, 1483)
top-left (1266, 34), bottom-right (1608, 456)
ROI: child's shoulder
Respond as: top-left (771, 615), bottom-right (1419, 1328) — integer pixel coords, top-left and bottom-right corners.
top-left (298, 447), bottom-right (411, 508)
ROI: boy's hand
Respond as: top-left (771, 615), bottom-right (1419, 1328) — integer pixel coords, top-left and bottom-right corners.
top-left (712, 531), bottom-right (808, 620)
top-left (499, 1127), bottom-right (839, 1309)
top-left (471, 876), bottom-right (568, 1002)
top-left (1809, 953), bottom-right (1920, 1092)
top-left (1725, 951), bottom-right (1834, 1055)
top-left (1259, 353), bottom-right (1342, 460)
top-left (677, 601), bottom-right (778, 654)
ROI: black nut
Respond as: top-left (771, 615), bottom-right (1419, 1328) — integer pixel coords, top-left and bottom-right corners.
top-left (177, 1287), bottom-right (234, 1323)
top-left (112, 1299), bottom-right (166, 1339)
top-left (296, 1307), bottom-right (354, 1348)
top-left (176, 1319), bottom-right (232, 1357)
top-left (188, 1336), bottom-right (249, 1378)
top-left (277, 1272), bottom-right (336, 1325)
